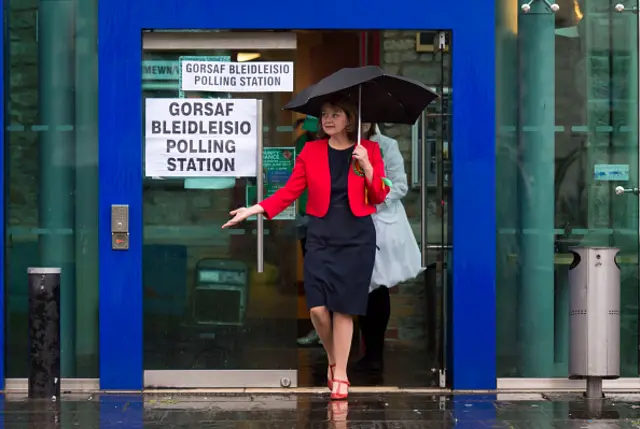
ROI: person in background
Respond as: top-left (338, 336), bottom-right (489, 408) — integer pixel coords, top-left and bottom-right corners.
top-left (222, 98), bottom-right (389, 399)
top-left (355, 123), bottom-right (422, 373)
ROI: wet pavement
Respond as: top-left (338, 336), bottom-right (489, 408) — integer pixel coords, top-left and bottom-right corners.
top-left (4, 392), bottom-right (640, 427)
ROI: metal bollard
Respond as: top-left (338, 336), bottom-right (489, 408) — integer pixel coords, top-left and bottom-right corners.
top-left (568, 247), bottom-right (620, 399)
top-left (28, 267), bottom-right (61, 399)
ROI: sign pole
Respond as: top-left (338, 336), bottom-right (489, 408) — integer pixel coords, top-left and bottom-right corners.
top-left (256, 100), bottom-right (264, 273)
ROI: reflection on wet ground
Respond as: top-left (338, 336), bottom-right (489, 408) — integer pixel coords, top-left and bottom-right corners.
top-left (5, 392), bottom-right (640, 428)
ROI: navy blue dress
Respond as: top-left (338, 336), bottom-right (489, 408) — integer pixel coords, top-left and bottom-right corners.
top-left (303, 144), bottom-right (377, 316)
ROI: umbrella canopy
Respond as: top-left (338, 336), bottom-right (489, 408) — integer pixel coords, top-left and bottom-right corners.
top-left (283, 66), bottom-right (439, 125)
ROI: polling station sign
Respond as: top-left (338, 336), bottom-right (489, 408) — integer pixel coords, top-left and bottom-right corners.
top-left (181, 61), bottom-right (294, 92)
top-left (145, 98), bottom-right (258, 177)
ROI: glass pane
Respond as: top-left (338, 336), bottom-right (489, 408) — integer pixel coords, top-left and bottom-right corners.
top-left (141, 39), bottom-right (299, 370)
top-left (370, 30), bottom-right (452, 387)
top-left (496, 0), bottom-right (639, 377)
top-left (5, 0), bottom-right (100, 377)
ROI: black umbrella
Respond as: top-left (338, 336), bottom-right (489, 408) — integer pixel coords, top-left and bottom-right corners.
top-left (283, 66), bottom-right (439, 127)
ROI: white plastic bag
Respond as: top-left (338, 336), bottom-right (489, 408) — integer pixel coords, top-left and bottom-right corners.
top-left (370, 203), bottom-right (424, 290)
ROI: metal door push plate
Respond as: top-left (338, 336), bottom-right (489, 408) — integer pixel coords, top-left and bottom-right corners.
top-left (112, 232), bottom-right (130, 250)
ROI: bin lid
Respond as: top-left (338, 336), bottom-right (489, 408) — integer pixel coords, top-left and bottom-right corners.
top-left (568, 246), bottom-right (620, 251)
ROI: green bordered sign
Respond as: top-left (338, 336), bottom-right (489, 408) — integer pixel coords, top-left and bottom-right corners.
top-left (246, 147), bottom-right (296, 221)
top-left (142, 60), bottom-right (181, 80)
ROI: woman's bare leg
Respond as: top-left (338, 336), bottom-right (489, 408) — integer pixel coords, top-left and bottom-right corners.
top-left (309, 306), bottom-right (335, 379)
top-left (332, 312), bottom-right (354, 395)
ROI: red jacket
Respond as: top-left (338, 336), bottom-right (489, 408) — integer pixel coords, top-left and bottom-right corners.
top-left (259, 139), bottom-right (389, 220)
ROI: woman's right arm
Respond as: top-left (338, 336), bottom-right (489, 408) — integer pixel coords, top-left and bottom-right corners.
top-left (258, 147), bottom-right (308, 219)
top-left (222, 148), bottom-right (308, 229)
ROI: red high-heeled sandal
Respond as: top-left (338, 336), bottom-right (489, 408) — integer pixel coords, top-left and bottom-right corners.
top-left (327, 364), bottom-right (336, 390)
top-left (330, 379), bottom-right (350, 400)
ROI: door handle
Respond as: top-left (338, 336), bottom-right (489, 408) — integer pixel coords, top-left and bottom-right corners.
top-left (420, 111), bottom-right (428, 268)
top-left (615, 186), bottom-right (640, 195)
top-left (256, 100), bottom-right (264, 273)
top-left (425, 244), bottom-right (453, 250)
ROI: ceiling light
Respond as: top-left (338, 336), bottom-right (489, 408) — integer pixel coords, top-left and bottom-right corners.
top-left (237, 52), bottom-right (261, 62)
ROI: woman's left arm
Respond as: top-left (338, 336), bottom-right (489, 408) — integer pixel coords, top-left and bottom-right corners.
top-left (362, 144), bottom-right (390, 205)
top-left (383, 138), bottom-right (408, 201)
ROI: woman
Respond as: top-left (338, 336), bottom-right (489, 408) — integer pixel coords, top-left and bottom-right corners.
top-left (356, 123), bottom-right (421, 373)
top-left (222, 98), bottom-right (389, 399)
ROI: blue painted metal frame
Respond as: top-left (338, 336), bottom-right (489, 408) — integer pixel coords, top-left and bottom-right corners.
top-left (98, 0), bottom-right (496, 390)
top-left (0, 0), bottom-right (5, 390)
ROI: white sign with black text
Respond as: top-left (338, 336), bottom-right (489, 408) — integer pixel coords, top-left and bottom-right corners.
top-left (145, 98), bottom-right (258, 177)
top-left (181, 61), bottom-right (294, 92)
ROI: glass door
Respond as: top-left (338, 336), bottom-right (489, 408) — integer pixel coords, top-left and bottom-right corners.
top-left (141, 31), bottom-right (300, 388)
top-left (418, 31), bottom-right (452, 388)
top-left (495, 2), bottom-right (640, 382)
top-left (610, 4), bottom-right (640, 376)
top-left (339, 30), bottom-right (453, 389)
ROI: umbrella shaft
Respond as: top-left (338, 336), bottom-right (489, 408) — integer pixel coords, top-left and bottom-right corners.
top-left (357, 85), bottom-right (362, 145)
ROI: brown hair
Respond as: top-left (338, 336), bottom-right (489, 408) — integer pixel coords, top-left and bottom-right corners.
top-left (317, 98), bottom-right (359, 142)
top-left (363, 123), bottom-right (378, 140)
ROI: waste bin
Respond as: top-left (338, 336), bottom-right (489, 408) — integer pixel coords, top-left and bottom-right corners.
top-left (568, 247), bottom-right (620, 397)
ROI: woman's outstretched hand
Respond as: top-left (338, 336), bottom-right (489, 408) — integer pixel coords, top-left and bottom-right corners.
top-left (221, 205), bottom-right (264, 229)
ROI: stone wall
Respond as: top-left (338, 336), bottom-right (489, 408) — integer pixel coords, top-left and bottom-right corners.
top-left (7, 1), bottom-right (39, 229)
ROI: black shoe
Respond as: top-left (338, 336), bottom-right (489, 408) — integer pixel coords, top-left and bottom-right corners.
top-left (354, 355), bottom-right (384, 373)
top-left (297, 329), bottom-right (322, 346)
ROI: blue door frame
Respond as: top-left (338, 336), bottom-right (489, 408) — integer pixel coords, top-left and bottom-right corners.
top-left (0, 7), bottom-right (5, 388)
top-left (96, 0), bottom-right (496, 390)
